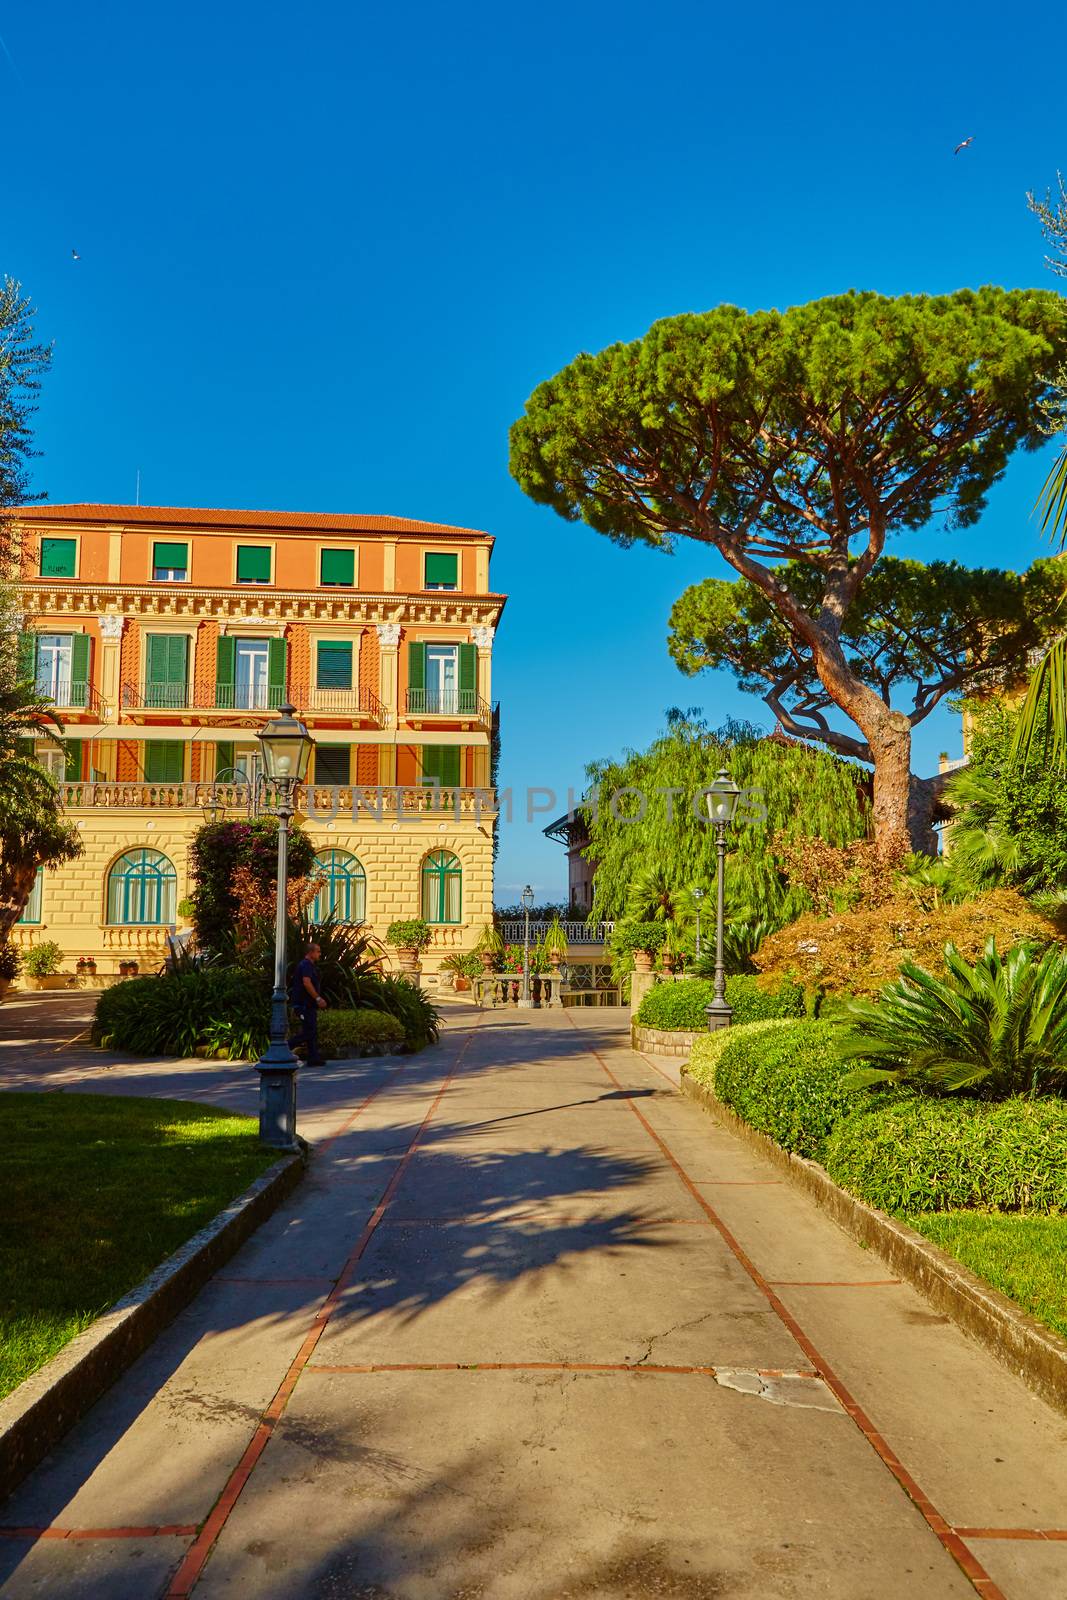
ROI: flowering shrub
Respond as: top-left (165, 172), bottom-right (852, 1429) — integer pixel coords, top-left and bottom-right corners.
top-left (190, 819), bottom-right (315, 956)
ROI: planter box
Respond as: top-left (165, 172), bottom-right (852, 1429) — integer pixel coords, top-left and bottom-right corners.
top-left (25, 975), bottom-right (74, 991)
top-left (631, 1022), bottom-right (698, 1058)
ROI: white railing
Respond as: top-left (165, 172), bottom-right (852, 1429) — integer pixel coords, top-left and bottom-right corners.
top-left (496, 919), bottom-right (613, 945)
top-left (58, 781), bottom-right (497, 819)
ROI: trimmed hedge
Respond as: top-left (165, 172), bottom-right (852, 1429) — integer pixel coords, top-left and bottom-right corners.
top-left (318, 1009), bottom-right (406, 1057)
top-left (825, 1097), bottom-right (1067, 1214)
top-left (635, 974), bottom-right (805, 1032)
top-left (685, 1019), bottom-right (794, 1091)
top-left (714, 1019), bottom-right (856, 1160)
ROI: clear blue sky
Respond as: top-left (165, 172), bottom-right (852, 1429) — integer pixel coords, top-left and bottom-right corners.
top-left (4, 0), bottom-right (1065, 900)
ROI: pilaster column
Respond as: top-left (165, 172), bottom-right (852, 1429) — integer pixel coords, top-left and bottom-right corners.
top-left (472, 624), bottom-right (494, 706)
top-left (377, 622), bottom-right (401, 785)
top-left (96, 613), bottom-right (125, 714)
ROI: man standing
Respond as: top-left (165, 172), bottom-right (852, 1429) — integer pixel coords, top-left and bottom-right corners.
top-left (289, 941), bottom-right (327, 1066)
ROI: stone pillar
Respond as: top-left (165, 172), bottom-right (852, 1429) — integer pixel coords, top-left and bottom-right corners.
top-left (472, 623), bottom-right (494, 706)
top-left (630, 969), bottom-right (657, 1016)
top-left (96, 613), bottom-right (125, 715)
top-left (377, 622), bottom-right (401, 787)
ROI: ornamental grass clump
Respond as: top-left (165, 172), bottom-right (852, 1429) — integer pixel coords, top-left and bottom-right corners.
top-left (837, 938), bottom-right (1067, 1100)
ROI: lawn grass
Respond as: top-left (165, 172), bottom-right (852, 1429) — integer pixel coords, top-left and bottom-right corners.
top-left (0, 1092), bottom-right (277, 1401)
top-left (908, 1212), bottom-right (1067, 1344)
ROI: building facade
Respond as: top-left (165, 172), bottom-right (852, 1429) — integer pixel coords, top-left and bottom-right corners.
top-left (12, 504), bottom-right (505, 979)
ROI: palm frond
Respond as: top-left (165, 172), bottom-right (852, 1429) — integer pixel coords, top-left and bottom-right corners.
top-left (1036, 440), bottom-right (1067, 544)
top-left (1010, 635), bottom-right (1067, 772)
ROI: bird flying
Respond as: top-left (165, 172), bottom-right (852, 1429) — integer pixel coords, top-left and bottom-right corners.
top-left (953, 136), bottom-right (974, 155)
top-left (71, 248), bottom-right (80, 261)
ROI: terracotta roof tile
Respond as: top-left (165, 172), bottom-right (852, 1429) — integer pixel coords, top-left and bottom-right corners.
top-left (12, 504), bottom-right (491, 538)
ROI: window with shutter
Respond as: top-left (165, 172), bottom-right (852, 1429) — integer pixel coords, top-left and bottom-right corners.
top-left (144, 742), bottom-right (184, 784)
top-left (17, 633), bottom-right (36, 681)
top-left (267, 638), bottom-right (287, 707)
top-left (64, 739), bottom-right (83, 782)
top-left (69, 635), bottom-right (91, 708)
top-left (315, 745), bottom-right (351, 786)
top-left (216, 741), bottom-right (235, 779)
top-left (320, 549), bottom-right (355, 586)
top-left (215, 636), bottom-right (236, 708)
top-left (316, 641), bottom-right (353, 690)
top-left (458, 643), bottom-right (477, 712)
top-left (236, 545), bottom-right (272, 584)
top-left (407, 640), bottom-right (426, 711)
top-left (421, 745), bottom-right (460, 786)
top-left (40, 539), bottom-right (77, 578)
top-left (424, 552), bottom-right (458, 590)
top-left (153, 542), bottom-right (188, 580)
top-left (145, 635), bottom-right (188, 708)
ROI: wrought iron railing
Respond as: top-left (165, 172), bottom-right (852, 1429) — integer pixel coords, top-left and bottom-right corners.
top-left (121, 682), bottom-right (384, 720)
top-left (405, 688), bottom-right (490, 722)
top-left (496, 919), bottom-right (614, 945)
top-left (36, 680), bottom-right (105, 714)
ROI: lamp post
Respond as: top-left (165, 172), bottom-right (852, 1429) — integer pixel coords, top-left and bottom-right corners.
top-left (691, 887), bottom-right (705, 959)
top-left (254, 702), bottom-right (314, 1149)
top-left (519, 884), bottom-right (534, 1008)
top-left (704, 768), bottom-right (741, 1031)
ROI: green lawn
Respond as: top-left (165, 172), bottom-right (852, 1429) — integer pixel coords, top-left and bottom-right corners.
top-left (908, 1212), bottom-right (1067, 1344)
top-left (0, 1093), bottom-right (277, 1400)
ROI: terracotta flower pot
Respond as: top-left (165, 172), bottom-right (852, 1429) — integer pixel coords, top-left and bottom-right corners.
top-left (548, 951), bottom-right (562, 969)
top-left (661, 952), bottom-right (675, 974)
top-left (632, 950), bottom-right (654, 972)
top-left (395, 947), bottom-right (419, 973)
top-left (478, 950), bottom-right (497, 972)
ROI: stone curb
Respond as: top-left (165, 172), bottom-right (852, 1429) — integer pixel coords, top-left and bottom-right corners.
top-left (0, 1146), bottom-right (306, 1502)
top-left (679, 1071), bottom-right (1067, 1419)
top-left (631, 1023), bottom-right (696, 1058)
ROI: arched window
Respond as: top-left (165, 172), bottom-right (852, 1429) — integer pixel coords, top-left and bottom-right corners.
top-left (107, 849), bottom-right (177, 926)
top-left (421, 850), bottom-right (461, 924)
top-left (311, 850), bottom-right (366, 924)
top-left (19, 868), bottom-right (43, 924)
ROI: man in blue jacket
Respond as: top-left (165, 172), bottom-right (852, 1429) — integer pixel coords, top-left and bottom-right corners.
top-left (289, 941), bottom-right (327, 1066)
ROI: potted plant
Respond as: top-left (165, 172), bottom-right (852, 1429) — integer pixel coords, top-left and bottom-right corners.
top-left (386, 918), bottom-right (431, 973)
top-left (23, 941), bottom-right (68, 990)
top-left (440, 951), bottom-right (481, 992)
top-left (661, 921), bottom-right (689, 975)
top-left (542, 915), bottom-right (568, 970)
top-left (0, 941), bottom-right (21, 1002)
top-left (474, 922), bottom-right (505, 972)
top-left (177, 897), bottom-right (195, 922)
top-left (119, 959), bottom-right (131, 977)
top-left (85, 956), bottom-right (97, 976)
top-left (613, 921), bottom-right (666, 972)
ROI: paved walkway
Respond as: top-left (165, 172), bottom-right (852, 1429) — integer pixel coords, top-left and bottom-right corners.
top-left (3, 1006), bottom-right (1067, 1598)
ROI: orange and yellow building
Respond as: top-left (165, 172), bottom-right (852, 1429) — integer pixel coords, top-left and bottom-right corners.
top-left (11, 504), bottom-right (505, 978)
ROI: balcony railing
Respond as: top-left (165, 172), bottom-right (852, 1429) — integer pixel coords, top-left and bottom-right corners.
top-left (405, 688), bottom-right (491, 723)
top-left (36, 679), bottom-right (105, 715)
top-left (58, 780), bottom-right (497, 819)
top-left (496, 919), bottom-right (614, 945)
top-left (121, 682), bottom-right (385, 721)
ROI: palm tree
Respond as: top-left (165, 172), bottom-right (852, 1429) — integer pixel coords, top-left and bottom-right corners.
top-left (1013, 176), bottom-right (1067, 767)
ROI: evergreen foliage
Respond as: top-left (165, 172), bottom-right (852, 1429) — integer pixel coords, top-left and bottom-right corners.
top-left (189, 818), bottom-right (315, 955)
top-left (947, 701), bottom-right (1067, 894)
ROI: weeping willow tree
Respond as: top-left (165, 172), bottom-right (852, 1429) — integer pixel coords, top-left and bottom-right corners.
top-left (583, 712), bottom-right (869, 930)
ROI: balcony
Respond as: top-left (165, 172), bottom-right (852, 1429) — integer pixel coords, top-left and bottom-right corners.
top-left (120, 682), bottom-right (385, 722)
top-left (36, 679), bottom-right (106, 715)
top-left (58, 780), bottom-right (497, 821)
top-left (404, 688), bottom-right (491, 726)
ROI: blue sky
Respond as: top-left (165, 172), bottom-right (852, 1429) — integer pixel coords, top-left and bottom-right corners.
top-left (4, 0), bottom-right (1066, 899)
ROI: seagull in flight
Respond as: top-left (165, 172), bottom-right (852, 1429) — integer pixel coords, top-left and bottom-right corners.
top-left (71, 248), bottom-right (80, 261)
top-left (953, 136), bottom-right (974, 155)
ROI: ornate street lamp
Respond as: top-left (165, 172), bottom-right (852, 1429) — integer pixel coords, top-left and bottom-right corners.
top-left (691, 886), bottom-right (705, 958)
top-left (254, 702), bottom-right (314, 1149)
top-left (704, 768), bottom-right (741, 1031)
top-left (519, 884), bottom-right (534, 1009)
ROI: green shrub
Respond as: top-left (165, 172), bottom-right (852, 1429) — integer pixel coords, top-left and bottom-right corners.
top-left (386, 919), bottom-right (431, 951)
top-left (635, 975), bottom-right (804, 1031)
top-left (190, 818), bottom-right (315, 955)
top-left (359, 974), bottom-right (440, 1049)
top-left (714, 1019), bottom-right (855, 1160)
top-left (825, 1096), bottom-right (1067, 1214)
top-left (0, 943), bottom-right (22, 981)
top-left (440, 951), bottom-right (482, 980)
top-left (685, 1019), bottom-right (795, 1091)
top-left (612, 921), bottom-right (666, 955)
top-left (24, 942), bottom-right (63, 978)
top-left (93, 970), bottom-right (269, 1060)
top-left (318, 1009), bottom-right (406, 1057)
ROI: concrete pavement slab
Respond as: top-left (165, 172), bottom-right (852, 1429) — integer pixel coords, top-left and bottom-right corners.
top-left (958, 1538), bottom-right (1067, 1600)
top-left (0, 1534), bottom-right (190, 1599)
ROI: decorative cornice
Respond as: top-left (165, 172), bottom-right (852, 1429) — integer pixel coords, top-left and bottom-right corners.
top-left (471, 624), bottom-right (495, 651)
top-left (96, 613), bottom-right (125, 640)
top-left (19, 583), bottom-right (507, 628)
top-left (376, 622), bottom-right (402, 648)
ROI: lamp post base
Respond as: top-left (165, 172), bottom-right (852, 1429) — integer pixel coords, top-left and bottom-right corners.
top-left (705, 1001), bottom-right (733, 1032)
top-left (256, 1039), bottom-right (300, 1151)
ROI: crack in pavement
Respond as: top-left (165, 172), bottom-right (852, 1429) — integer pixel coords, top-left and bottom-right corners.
top-left (712, 1368), bottom-right (843, 1413)
top-left (632, 1310), bottom-right (716, 1366)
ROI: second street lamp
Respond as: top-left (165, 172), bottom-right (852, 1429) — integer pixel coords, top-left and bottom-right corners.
top-left (519, 884), bottom-right (534, 1008)
top-left (704, 767), bottom-right (741, 1032)
top-left (254, 702), bottom-right (315, 1150)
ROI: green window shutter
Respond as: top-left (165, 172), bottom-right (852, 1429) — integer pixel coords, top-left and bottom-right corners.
top-left (145, 742), bottom-right (184, 783)
top-left (64, 739), bottom-right (83, 782)
top-left (18, 632), bottom-right (36, 682)
top-left (315, 745), bottom-right (350, 785)
top-left (236, 545), bottom-right (271, 583)
top-left (146, 635), bottom-right (168, 687)
top-left (320, 549), bottom-right (355, 586)
top-left (40, 538), bottom-right (77, 578)
top-left (153, 541), bottom-right (188, 576)
top-left (424, 552), bottom-right (457, 588)
top-left (421, 745), bottom-right (459, 785)
top-left (167, 634), bottom-right (188, 693)
top-left (145, 635), bottom-right (186, 706)
top-left (408, 640), bottom-right (426, 708)
top-left (316, 641), bottom-right (353, 689)
top-left (268, 637), bottom-right (287, 706)
top-left (216, 740), bottom-right (235, 778)
top-left (215, 636), bottom-right (236, 708)
top-left (70, 634), bottom-right (91, 706)
top-left (458, 643), bottom-right (477, 709)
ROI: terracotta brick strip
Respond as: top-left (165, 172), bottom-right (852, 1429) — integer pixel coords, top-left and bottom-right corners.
top-left (164, 1019), bottom-right (481, 1598)
top-left (302, 1360), bottom-right (821, 1379)
top-left (767, 1279), bottom-right (903, 1288)
top-left (571, 1017), bottom-right (1009, 1600)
